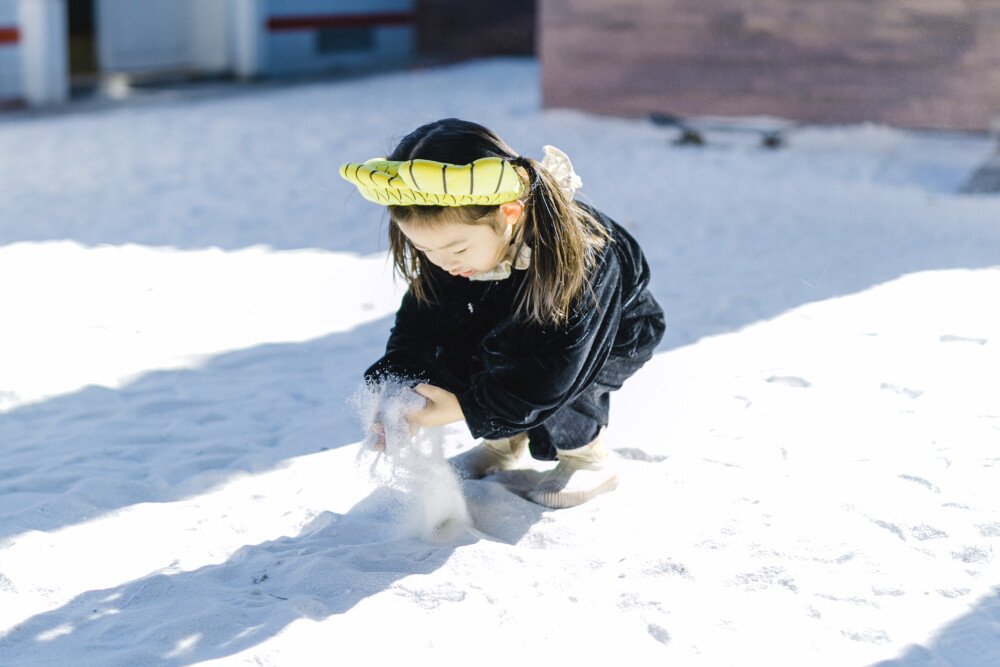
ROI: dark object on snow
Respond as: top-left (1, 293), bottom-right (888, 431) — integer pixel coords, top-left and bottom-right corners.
top-left (365, 206), bottom-right (666, 461)
top-left (761, 132), bottom-right (784, 149)
top-left (651, 113), bottom-right (704, 146)
top-left (651, 112), bottom-right (789, 149)
top-left (960, 150), bottom-right (1000, 194)
top-left (676, 128), bottom-right (706, 146)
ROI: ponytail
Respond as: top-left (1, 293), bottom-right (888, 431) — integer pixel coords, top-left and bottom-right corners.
top-left (509, 156), bottom-right (610, 327)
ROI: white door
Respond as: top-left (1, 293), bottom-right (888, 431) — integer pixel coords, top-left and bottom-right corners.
top-left (96, 0), bottom-right (189, 72)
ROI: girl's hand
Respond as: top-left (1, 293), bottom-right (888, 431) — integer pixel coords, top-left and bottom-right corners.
top-left (368, 421), bottom-right (387, 451)
top-left (408, 384), bottom-right (465, 428)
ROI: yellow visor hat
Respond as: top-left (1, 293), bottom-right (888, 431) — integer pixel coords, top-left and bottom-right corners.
top-left (339, 157), bottom-right (525, 206)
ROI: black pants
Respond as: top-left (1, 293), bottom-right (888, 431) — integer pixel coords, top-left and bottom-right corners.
top-left (525, 289), bottom-right (665, 460)
top-left (524, 353), bottom-right (649, 461)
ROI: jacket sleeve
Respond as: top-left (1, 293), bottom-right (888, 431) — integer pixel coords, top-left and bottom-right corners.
top-left (364, 289), bottom-right (439, 387)
top-left (455, 256), bottom-right (624, 439)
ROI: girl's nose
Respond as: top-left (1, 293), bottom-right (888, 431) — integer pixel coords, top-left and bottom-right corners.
top-left (428, 253), bottom-right (455, 271)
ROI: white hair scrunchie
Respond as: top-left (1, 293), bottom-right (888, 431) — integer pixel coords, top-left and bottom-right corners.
top-left (539, 145), bottom-right (582, 200)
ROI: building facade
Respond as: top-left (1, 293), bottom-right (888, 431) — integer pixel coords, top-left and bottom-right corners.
top-left (0, 0), bottom-right (416, 108)
top-left (0, 1), bottom-right (23, 104)
top-left (539, 0), bottom-right (1000, 133)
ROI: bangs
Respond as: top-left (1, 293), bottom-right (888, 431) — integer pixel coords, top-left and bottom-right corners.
top-left (389, 204), bottom-right (500, 230)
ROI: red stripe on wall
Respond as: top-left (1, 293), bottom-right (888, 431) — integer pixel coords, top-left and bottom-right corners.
top-left (0, 27), bottom-right (20, 45)
top-left (267, 12), bottom-right (415, 32)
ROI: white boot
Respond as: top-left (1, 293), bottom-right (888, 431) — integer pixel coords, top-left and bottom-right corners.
top-left (451, 433), bottom-right (529, 479)
top-left (527, 435), bottom-right (618, 509)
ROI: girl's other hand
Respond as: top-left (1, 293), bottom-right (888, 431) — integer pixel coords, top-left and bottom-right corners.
top-left (408, 384), bottom-right (465, 428)
top-left (368, 421), bottom-right (387, 451)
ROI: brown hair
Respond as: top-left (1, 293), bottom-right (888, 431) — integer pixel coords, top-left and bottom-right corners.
top-left (385, 118), bottom-right (609, 328)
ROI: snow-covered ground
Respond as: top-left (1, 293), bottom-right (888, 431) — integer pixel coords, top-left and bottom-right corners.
top-left (1, 58), bottom-right (999, 666)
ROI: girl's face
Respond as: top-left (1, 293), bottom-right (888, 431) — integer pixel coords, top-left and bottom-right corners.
top-left (396, 203), bottom-right (523, 279)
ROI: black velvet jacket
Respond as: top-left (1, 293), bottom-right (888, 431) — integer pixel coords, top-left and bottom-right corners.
top-left (365, 207), bottom-right (665, 440)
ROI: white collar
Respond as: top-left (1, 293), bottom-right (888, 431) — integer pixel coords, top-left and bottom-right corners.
top-left (469, 244), bottom-right (532, 281)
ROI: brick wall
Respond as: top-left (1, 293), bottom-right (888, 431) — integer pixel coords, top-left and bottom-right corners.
top-left (539, 0), bottom-right (1000, 132)
top-left (416, 0), bottom-right (535, 61)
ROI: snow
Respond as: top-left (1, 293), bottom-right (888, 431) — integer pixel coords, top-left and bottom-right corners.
top-left (1, 58), bottom-right (999, 666)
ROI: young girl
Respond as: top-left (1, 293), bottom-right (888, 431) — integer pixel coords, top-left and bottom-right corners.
top-left (340, 118), bottom-right (665, 508)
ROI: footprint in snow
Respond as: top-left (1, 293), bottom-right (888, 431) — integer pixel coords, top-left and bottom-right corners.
top-left (647, 623), bottom-right (671, 646)
top-left (952, 546), bottom-right (992, 564)
top-left (898, 474), bottom-right (940, 493)
top-left (733, 565), bottom-right (798, 593)
top-left (910, 524), bottom-right (949, 541)
top-left (881, 383), bottom-right (924, 399)
top-left (613, 447), bottom-right (669, 463)
top-left (843, 629), bottom-right (891, 645)
top-left (978, 522), bottom-right (1000, 538)
top-left (936, 588), bottom-right (972, 599)
top-left (766, 375), bottom-right (812, 388)
top-left (940, 334), bottom-right (988, 345)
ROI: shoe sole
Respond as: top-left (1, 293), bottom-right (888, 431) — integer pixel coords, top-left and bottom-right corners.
top-left (528, 472), bottom-right (620, 509)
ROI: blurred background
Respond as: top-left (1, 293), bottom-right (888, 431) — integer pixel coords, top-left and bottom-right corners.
top-left (1, 0), bottom-right (998, 134)
top-left (0, 0), bottom-right (533, 106)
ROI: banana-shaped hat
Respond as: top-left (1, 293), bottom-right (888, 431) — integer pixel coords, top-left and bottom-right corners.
top-left (339, 157), bottom-right (525, 206)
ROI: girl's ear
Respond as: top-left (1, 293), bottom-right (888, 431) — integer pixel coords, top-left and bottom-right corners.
top-left (498, 201), bottom-right (525, 230)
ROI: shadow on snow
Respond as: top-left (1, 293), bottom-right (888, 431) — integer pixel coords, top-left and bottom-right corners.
top-left (0, 483), bottom-right (546, 666)
top-left (0, 317), bottom-right (395, 541)
top-left (872, 586), bottom-right (1000, 666)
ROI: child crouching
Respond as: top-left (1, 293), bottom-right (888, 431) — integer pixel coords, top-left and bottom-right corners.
top-left (340, 118), bottom-right (665, 508)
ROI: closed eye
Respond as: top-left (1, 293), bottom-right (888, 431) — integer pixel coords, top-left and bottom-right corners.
top-left (453, 248), bottom-right (468, 255)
